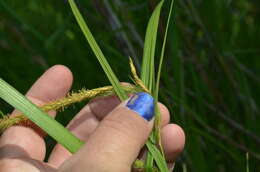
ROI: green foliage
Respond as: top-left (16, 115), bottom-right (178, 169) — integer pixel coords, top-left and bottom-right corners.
top-left (141, 0), bottom-right (163, 92)
top-left (68, 0), bottom-right (169, 170)
top-left (68, 0), bottom-right (127, 101)
top-left (1, 0), bottom-right (171, 171)
top-left (0, 0), bottom-right (259, 171)
top-left (146, 141), bottom-right (169, 172)
top-left (0, 79), bottom-right (84, 153)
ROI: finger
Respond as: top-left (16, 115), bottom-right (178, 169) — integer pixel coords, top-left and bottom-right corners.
top-left (89, 96), bottom-right (170, 126)
top-left (158, 102), bottom-right (170, 127)
top-left (49, 96), bottom-right (170, 168)
top-left (48, 95), bottom-right (121, 167)
top-left (0, 157), bottom-right (57, 172)
top-left (48, 96), bottom-right (122, 167)
top-left (48, 96), bottom-right (170, 167)
top-left (25, 65), bottom-right (73, 103)
top-left (0, 65), bottom-right (73, 161)
top-left (48, 105), bottom-right (100, 167)
top-left (86, 81), bottom-right (130, 120)
top-left (88, 95), bottom-right (122, 120)
top-left (59, 92), bottom-right (155, 172)
top-left (14, 65), bottom-right (74, 135)
top-left (161, 124), bottom-right (185, 162)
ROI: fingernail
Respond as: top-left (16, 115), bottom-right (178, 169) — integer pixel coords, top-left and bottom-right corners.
top-left (126, 92), bottom-right (154, 121)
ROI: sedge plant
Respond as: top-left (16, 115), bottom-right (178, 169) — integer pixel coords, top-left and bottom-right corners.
top-left (0, 0), bottom-right (174, 171)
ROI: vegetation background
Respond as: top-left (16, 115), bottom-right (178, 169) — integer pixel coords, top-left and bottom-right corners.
top-left (0, 0), bottom-right (259, 171)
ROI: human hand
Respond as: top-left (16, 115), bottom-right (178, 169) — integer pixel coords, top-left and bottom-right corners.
top-left (0, 65), bottom-right (185, 172)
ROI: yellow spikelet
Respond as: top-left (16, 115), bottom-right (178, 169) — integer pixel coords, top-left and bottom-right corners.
top-left (129, 58), bottom-right (149, 93)
top-left (0, 85), bottom-right (141, 132)
top-left (0, 61), bottom-right (147, 132)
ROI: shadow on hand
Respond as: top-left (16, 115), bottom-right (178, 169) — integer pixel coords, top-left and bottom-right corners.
top-left (0, 144), bottom-right (57, 172)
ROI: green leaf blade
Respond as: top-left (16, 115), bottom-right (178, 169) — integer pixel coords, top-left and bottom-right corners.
top-left (146, 140), bottom-right (169, 172)
top-left (0, 79), bottom-right (84, 153)
top-left (155, 0), bottom-right (175, 100)
top-left (145, 151), bottom-right (154, 172)
top-left (154, 0), bottom-right (175, 157)
top-left (68, 0), bottom-right (127, 101)
top-left (141, 0), bottom-right (164, 92)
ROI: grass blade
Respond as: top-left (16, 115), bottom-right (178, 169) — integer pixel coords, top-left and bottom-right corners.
top-left (146, 140), bottom-right (169, 172)
top-left (154, 0), bottom-right (175, 153)
top-left (68, 0), bottom-right (127, 101)
top-left (141, 0), bottom-right (164, 91)
top-left (155, 0), bottom-right (174, 99)
top-left (140, 1), bottom-right (169, 171)
top-left (145, 151), bottom-right (154, 172)
top-left (246, 152), bottom-right (249, 172)
top-left (0, 78), bottom-right (84, 153)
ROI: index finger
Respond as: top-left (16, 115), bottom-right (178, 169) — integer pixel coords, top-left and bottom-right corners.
top-left (0, 65), bottom-right (73, 161)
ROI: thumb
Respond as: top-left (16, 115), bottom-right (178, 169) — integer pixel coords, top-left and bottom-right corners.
top-left (60, 92), bottom-right (154, 172)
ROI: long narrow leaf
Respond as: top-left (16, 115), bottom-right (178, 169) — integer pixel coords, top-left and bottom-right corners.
top-left (154, 0), bottom-right (175, 154)
top-left (141, 0), bottom-right (164, 91)
top-left (141, 1), bottom-right (166, 170)
top-left (146, 140), bottom-right (169, 172)
top-left (155, 0), bottom-right (175, 100)
top-left (0, 78), bottom-right (84, 153)
top-left (68, 0), bottom-right (127, 101)
top-left (145, 151), bottom-right (154, 172)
